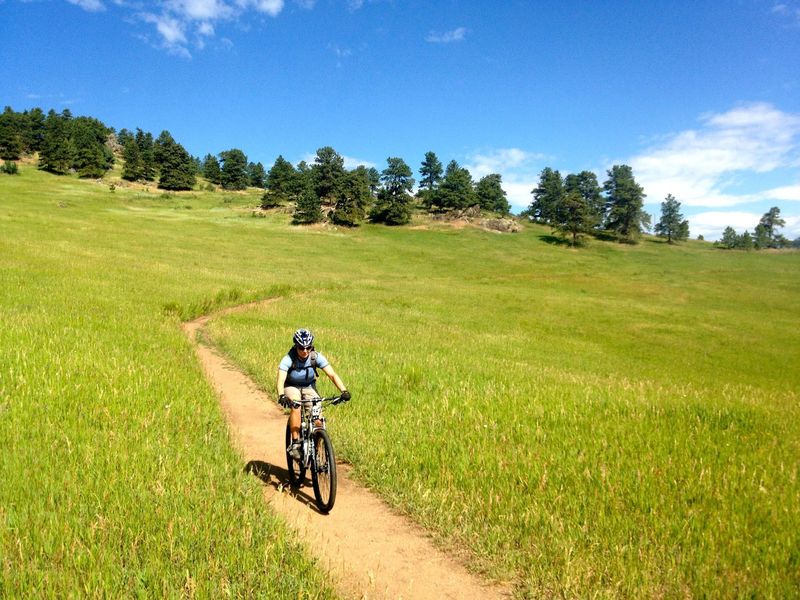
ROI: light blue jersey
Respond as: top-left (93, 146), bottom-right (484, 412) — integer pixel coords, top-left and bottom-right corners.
top-left (279, 350), bottom-right (329, 387)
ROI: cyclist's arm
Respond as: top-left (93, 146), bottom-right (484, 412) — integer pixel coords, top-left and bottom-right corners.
top-left (321, 364), bottom-right (347, 393)
top-left (276, 367), bottom-right (288, 396)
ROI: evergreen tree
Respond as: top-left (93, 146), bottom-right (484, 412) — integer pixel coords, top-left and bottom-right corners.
top-left (753, 223), bottom-right (770, 250)
top-left (312, 146), bottom-right (346, 202)
top-left (219, 149), bottom-right (249, 190)
top-left (366, 167), bottom-right (381, 196)
top-left (418, 151), bottom-right (443, 207)
top-left (248, 161), bottom-right (266, 188)
top-left (38, 110), bottom-right (74, 174)
top-left (121, 138), bottom-right (143, 181)
top-left (433, 160), bottom-right (476, 211)
top-left (758, 207), bottom-right (786, 248)
top-left (264, 155), bottom-right (298, 206)
top-left (117, 128), bottom-right (134, 148)
top-left (70, 116), bottom-right (113, 178)
top-left (528, 167), bottom-right (564, 224)
top-left (154, 130), bottom-right (196, 191)
top-left (603, 164), bottom-right (648, 241)
top-left (331, 169), bottom-right (372, 226)
top-left (0, 107), bottom-right (23, 160)
top-left (553, 190), bottom-right (593, 246)
top-left (475, 173), bottom-right (510, 214)
top-left (654, 194), bottom-right (689, 243)
top-left (737, 230), bottom-right (754, 250)
top-left (202, 154), bottom-right (222, 185)
top-left (135, 129), bottom-right (156, 181)
top-left (718, 226), bottom-right (738, 249)
top-left (370, 157), bottom-right (415, 225)
top-left (564, 171), bottom-right (603, 226)
top-left (293, 185), bottom-right (323, 224)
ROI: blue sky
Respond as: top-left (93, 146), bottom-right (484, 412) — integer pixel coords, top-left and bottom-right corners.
top-left (2, 0), bottom-right (800, 240)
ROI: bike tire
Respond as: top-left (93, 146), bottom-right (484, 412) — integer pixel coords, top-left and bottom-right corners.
top-left (311, 429), bottom-right (337, 513)
top-left (285, 422), bottom-right (306, 487)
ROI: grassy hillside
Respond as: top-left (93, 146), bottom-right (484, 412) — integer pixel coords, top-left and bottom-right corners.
top-left (2, 165), bottom-right (799, 597)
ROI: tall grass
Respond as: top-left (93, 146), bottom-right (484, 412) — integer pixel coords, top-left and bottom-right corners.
top-left (206, 224), bottom-right (800, 596)
top-left (2, 166), bottom-right (799, 597)
top-left (1, 169), bottom-right (337, 598)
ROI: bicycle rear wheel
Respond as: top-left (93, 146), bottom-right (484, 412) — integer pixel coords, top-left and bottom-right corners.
top-left (311, 429), bottom-right (337, 513)
top-left (285, 422), bottom-right (306, 487)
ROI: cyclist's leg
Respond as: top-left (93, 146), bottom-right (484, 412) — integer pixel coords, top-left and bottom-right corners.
top-left (300, 386), bottom-right (322, 428)
top-left (285, 386), bottom-right (302, 441)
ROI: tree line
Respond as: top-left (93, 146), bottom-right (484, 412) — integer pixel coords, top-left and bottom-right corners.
top-left (521, 165), bottom-right (690, 245)
top-left (255, 147), bottom-right (511, 226)
top-left (715, 207), bottom-right (794, 250)
top-left (2, 105), bottom-right (797, 247)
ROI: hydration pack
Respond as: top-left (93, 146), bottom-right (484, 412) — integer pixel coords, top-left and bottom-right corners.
top-left (287, 346), bottom-right (319, 385)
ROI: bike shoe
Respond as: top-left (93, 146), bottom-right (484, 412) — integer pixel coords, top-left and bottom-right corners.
top-left (287, 442), bottom-right (302, 462)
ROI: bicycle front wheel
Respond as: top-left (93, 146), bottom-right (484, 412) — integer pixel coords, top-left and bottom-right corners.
top-left (311, 429), bottom-right (337, 513)
top-left (285, 422), bottom-right (306, 487)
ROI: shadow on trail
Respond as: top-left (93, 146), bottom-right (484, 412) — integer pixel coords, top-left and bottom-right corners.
top-left (244, 460), bottom-right (324, 514)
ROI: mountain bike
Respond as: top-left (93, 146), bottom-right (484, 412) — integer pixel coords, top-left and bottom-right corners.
top-left (284, 395), bottom-right (347, 514)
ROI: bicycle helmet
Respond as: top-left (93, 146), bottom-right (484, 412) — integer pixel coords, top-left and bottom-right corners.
top-left (293, 328), bottom-right (314, 349)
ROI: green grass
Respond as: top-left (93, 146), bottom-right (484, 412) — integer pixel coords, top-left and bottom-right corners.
top-left (2, 165), bottom-right (799, 597)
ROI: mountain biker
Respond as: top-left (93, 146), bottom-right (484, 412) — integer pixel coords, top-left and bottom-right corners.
top-left (277, 328), bottom-right (350, 460)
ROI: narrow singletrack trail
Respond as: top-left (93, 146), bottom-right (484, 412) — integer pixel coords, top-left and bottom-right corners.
top-left (183, 306), bottom-right (511, 600)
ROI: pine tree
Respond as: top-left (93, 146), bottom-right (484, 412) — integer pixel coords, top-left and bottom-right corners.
top-left (603, 164), bottom-right (648, 242)
top-left (331, 169), bottom-right (372, 226)
top-left (312, 146), bottom-right (346, 203)
top-left (475, 173), bottom-right (510, 215)
top-left (38, 110), bottom-right (74, 174)
top-left (370, 157), bottom-right (415, 225)
top-left (0, 107), bottom-right (23, 160)
top-left (155, 130), bottom-right (196, 191)
top-left (565, 171), bottom-right (603, 226)
top-left (264, 155), bottom-right (298, 207)
top-left (219, 149), bottom-right (249, 190)
top-left (293, 185), bottom-right (323, 224)
top-left (433, 160), bottom-right (476, 211)
top-left (554, 190), bottom-right (593, 246)
top-left (122, 139), bottom-right (143, 181)
top-left (718, 226), bottom-right (738, 249)
top-left (202, 154), bottom-right (222, 185)
top-left (135, 129), bottom-right (156, 181)
top-left (654, 194), bottom-right (689, 243)
top-left (758, 207), bottom-right (786, 248)
top-left (528, 168), bottom-right (564, 224)
top-left (248, 161), bottom-right (266, 188)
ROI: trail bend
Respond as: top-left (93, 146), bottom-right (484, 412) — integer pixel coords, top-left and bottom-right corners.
top-left (183, 302), bottom-right (511, 600)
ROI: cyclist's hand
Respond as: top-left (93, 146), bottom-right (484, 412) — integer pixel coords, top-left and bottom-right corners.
top-left (340, 390), bottom-right (351, 402)
top-left (279, 394), bottom-right (288, 408)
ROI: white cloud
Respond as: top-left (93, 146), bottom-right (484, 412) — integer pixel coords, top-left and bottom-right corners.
top-left (425, 27), bottom-right (467, 43)
top-left (67, 0), bottom-right (105, 11)
top-left (760, 184), bottom-right (800, 202)
top-left (142, 13), bottom-right (188, 46)
top-left (630, 103), bottom-right (800, 208)
top-left (342, 155), bottom-right (375, 170)
top-left (689, 211), bottom-right (763, 240)
top-left (168, 0), bottom-right (234, 20)
top-left (122, 0), bottom-right (284, 54)
top-left (197, 21), bottom-right (215, 36)
top-left (247, 0), bottom-right (284, 17)
top-left (771, 1), bottom-right (800, 24)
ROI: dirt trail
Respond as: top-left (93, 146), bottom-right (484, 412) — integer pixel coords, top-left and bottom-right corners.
top-left (183, 308), bottom-right (511, 600)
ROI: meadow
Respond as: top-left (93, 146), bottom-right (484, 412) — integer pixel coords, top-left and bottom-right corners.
top-left (2, 165), bottom-right (799, 598)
